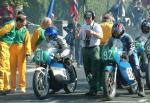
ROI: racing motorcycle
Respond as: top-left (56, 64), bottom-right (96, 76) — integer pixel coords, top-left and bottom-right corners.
top-left (135, 36), bottom-right (150, 89)
top-left (32, 48), bottom-right (77, 100)
top-left (102, 45), bottom-right (137, 100)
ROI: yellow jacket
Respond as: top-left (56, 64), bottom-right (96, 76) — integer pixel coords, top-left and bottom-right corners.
top-left (31, 27), bottom-right (45, 52)
top-left (100, 21), bottom-right (113, 45)
top-left (0, 20), bottom-right (16, 44)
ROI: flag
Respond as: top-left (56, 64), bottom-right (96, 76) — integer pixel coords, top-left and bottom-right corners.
top-left (70, 0), bottom-right (78, 22)
top-left (47, 0), bottom-right (54, 18)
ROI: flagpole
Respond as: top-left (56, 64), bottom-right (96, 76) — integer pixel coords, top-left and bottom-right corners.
top-left (47, 0), bottom-right (54, 18)
top-left (83, 0), bottom-right (86, 23)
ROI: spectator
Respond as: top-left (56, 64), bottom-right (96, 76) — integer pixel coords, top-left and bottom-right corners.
top-left (75, 23), bottom-right (82, 67)
top-left (78, 10), bottom-right (103, 96)
top-left (63, 23), bottom-right (75, 60)
top-left (31, 17), bottom-right (52, 52)
top-left (0, 12), bottom-right (25, 95)
top-left (97, 13), bottom-right (114, 91)
top-left (0, 1), bottom-right (14, 25)
top-left (131, 1), bottom-right (144, 29)
top-left (10, 12), bottom-right (31, 93)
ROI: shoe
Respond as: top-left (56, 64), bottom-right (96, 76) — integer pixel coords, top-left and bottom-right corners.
top-left (0, 90), bottom-right (6, 96)
top-left (77, 63), bottom-right (80, 68)
top-left (49, 90), bottom-right (55, 94)
top-left (4, 89), bottom-right (16, 94)
top-left (85, 91), bottom-right (97, 96)
top-left (138, 91), bottom-right (145, 97)
top-left (19, 88), bottom-right (26, 93)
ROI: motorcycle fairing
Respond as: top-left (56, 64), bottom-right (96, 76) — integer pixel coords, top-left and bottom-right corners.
top-left (51, 62), bottom-right (70, 82)
top-left (114, 53), bottom-right (135, 85)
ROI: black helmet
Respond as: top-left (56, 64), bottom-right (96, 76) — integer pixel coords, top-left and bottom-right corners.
top-left (141, 19), bottom-right (150, 34)
top-left (112, 23), bottom-right (125, 38)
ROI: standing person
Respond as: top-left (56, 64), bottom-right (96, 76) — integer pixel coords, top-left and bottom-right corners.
top-left (9, 12), bottom-right (31, 93)
top-left (31, 17), bottom-right (52, 52)
top-left (63, 23), bottom-right (75, 60)
top-left (75, 23), bottom-right (82, 67)
top-left (108, 22), bottom-right (145, 97)
top-left (0, 13), bottom-right (23, 95)
top-left (0, 1), bottom-right (14, 25)
top-left (78, 10), bottom-right (103, 96)
top-left (100, 14), bottom-right (114, 45)
top-left (98, 13), bottom-right (114, 91)
top-left (131, 1), bottom-right (144, 29)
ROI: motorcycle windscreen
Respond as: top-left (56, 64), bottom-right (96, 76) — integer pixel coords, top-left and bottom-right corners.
top-left (114, 53), bottom-right (135, 85)
top-left (51, 62), bottom-right (70, 82)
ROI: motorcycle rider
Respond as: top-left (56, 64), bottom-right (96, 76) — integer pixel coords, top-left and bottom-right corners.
top-left (39, 26), bottom-right (70, 59)
top-left (135, 19), bottom-right (150, 74)
top-left (38, 26), bottom-right (76, 92)
top-left (108, 22), bottom-right (145, 97)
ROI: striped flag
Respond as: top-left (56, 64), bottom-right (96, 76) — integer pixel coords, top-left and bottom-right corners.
top-left (47, 0), bottom-right (54, 18)
top-left (70, 0), bottom-right (78, 22)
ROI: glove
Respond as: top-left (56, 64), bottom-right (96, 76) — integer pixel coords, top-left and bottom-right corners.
top-left (54, 53), bottom-right (62, 60)
top-left (121, 52), bottom-right (128, 59)
top-left (26, 54), bottom-right (31, 62)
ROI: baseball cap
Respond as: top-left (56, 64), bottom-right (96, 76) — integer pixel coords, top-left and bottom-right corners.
top-left (84, 11), bottom-right (92, 19)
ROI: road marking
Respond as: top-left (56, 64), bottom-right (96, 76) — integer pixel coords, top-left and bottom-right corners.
top-left (106, 101), bottom-right (137, 103)
top-left (26, 69), bottom-right (36, 73)
top-left (106, 99), bottom-right (149, 103)
top-left (138, 99), bottom-right (148, 102)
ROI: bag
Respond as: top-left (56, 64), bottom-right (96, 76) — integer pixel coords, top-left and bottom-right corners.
top-left (65, 32), bottom-right (75, 46)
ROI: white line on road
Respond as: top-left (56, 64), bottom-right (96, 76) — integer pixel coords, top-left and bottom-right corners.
top-left (26, 69), bottom-right (36, 73)
top-left (138, 99), bottom-right (148, 102)
top-left (106, 101), bottom-right (138, 103)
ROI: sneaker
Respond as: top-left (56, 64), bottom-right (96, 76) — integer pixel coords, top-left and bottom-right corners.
top-left (4, 89), bottom-right (16, 94)
top-left (19, 88), bottom-right (26, 93)
top-left (0, 90), bottom-right (6, 96)
top-left (138, 91), bottom-right (145, 97)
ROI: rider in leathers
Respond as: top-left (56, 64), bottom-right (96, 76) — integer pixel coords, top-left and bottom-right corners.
top-left (37, 26), bottom-right (70, 58)
top-left (108, 23), bottom-right (145, 97)
top-left (37, 27), bottom-right (75, 93)
top-left (135, 19), bottom-right (150, 74)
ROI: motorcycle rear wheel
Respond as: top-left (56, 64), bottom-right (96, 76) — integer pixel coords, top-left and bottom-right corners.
top-left (33, 69), bottom-right (49, 100)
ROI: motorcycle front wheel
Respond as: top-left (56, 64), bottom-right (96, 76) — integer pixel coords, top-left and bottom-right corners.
top-left (33, 69), bottom-right (49, 100)
top-left (103, 71), bottom-right (116, 100)
top-left (64, 65), bottom-right (77, 93)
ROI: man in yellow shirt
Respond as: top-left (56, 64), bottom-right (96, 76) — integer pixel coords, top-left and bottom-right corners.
top-left (100, 14), bottom-right (114, 45)
top-left (97, 13), bottom-right (114, 91)
top-left (31, 17), bottom-right (52, 52)
top-left (10, 12), bottom-right (31, 93)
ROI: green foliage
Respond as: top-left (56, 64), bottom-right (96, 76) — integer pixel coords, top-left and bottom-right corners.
top-left (24, 0), bottom-right (50, 23)
top-left (0, 0), bottom-right (28, 7)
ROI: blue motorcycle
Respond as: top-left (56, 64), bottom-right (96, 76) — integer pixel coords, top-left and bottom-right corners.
top-left (32, 48), bottom-right (77, 99)
top-left (135, 36), bottom-right (150, 89)
top-left (102, 45), bottom-right (137, 100)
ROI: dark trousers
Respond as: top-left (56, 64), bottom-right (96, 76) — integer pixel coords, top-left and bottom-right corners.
top-left (82, 46), bottom-right (100, 92)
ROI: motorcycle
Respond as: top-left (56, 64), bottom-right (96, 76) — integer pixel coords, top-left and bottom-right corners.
top-left (32, 48), bottom-right (77, 100)
top-left (135, 36), bottom-right (150, 89)
top-left (101, 45), bottom-right (137, 100)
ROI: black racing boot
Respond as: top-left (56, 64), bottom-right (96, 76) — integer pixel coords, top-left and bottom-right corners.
top-left (137, 77), bottom-right (145, 97)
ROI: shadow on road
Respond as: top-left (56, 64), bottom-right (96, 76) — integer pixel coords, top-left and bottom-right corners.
top-left (0, 92), bottom-right (106, 102)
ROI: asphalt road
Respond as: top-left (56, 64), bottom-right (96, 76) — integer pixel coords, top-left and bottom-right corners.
top-left (0, 62), bottom-right (150, 103)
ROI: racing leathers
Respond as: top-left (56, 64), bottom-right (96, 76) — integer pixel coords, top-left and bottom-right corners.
top-left (108, 33), bottom-right (145, 96)
top-left (37, 35), bottom-right (70, 58)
